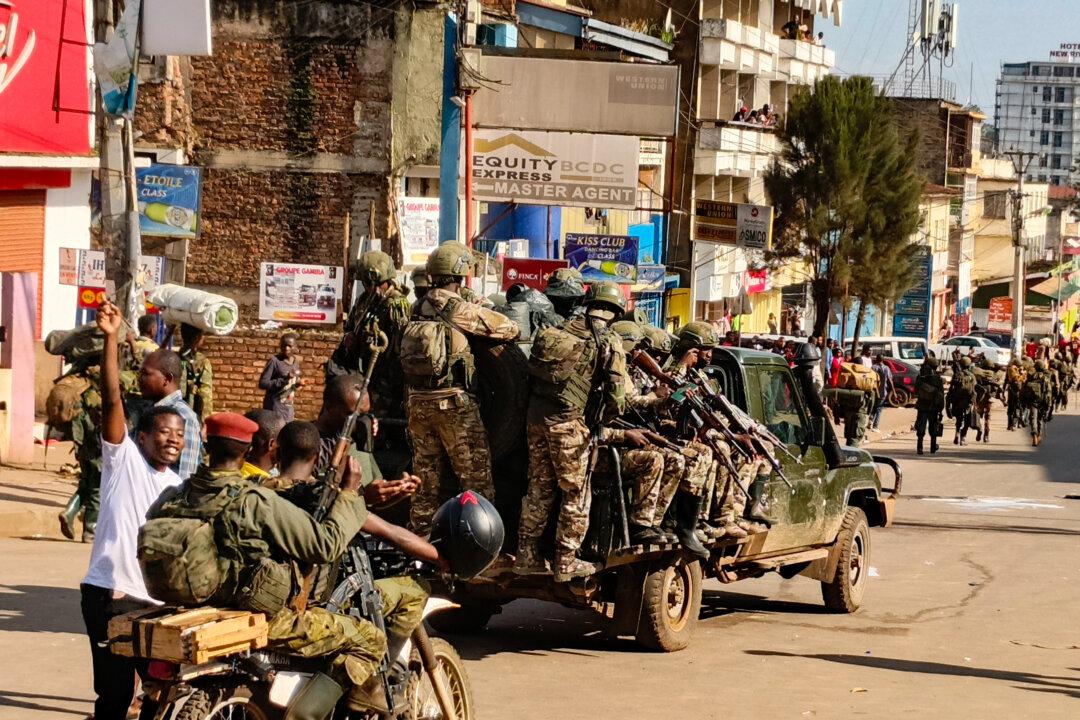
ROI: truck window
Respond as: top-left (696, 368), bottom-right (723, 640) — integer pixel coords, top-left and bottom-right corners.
top-left (897, 342), bottom-right (925, 360)
top-left (758, 366), bottom-right (807, 445)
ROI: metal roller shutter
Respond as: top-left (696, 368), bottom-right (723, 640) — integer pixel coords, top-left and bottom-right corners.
top-left (0, 190), bottom-right (47, 335)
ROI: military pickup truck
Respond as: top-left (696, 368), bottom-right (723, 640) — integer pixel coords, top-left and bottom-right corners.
top-left (433, 347), bottom-right (901, 652)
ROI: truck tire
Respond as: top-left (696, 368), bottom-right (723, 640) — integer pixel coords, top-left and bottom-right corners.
top-left (635, 558), bottom-right (702, 652)
top-left (821, 506), bottom-right (870, 613)
top-left (426, 601), bottom-right (500, 635)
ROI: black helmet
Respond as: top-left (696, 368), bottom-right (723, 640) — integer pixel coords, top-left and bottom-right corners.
top-left (428, 491), bottom-right (505, 579)
top-left (793, 341), bottom-right (821, 366)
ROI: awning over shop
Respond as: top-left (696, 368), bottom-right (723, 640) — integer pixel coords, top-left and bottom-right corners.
top-left (1029, 277), bottom-right (1080, 302)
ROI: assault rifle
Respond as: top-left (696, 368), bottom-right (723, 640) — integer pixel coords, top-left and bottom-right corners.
top-left (630, 351), bottom-right (794, 492)
top-left (290, 328), bottom-right (390, 614)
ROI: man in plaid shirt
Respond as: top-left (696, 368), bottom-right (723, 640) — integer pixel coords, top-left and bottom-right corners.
top-left (130, 348), bottom-right (202, 479)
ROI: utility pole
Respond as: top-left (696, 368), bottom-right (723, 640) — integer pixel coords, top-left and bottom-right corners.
top-left (1005, 150), bottom-right (1039, 357)
top-left (95, 0), bottom-right (142, 325)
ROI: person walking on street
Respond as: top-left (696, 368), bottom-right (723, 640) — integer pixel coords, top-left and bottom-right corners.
top-left (80, 301), bottom-right (184, 720)
top-left (913, 358), bottom-right (945, 454)
top-left (1022, 359), bottom-right (1054, 446)
top-left (259, 332), bottom-right (301, 422)
top-left (1005, 358), bottom-right (1027, 431)
top-left (870, 354), bottom-right (894, 430)
top-left (947, 356), bottom-right (978, 446)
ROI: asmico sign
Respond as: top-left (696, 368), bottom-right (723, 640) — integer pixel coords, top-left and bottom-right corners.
top-left (465, 130), bottom-right (639, 209)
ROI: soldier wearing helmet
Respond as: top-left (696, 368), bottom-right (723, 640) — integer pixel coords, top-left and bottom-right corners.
top-left (328, 250), bottom-right (412, 419)
top-left (665, 321), bottom-right (719, 378)
top-left (544, 267), bottom-right (587, 319)
top-left (913, 357), bottom-right (945, 455)
top-left (639, 325), bottom-right (677, 361)
top-left (946, 354), bottom-right (978, 446)
top-left (515, 281), bottom-right (632, 581)
top-left (1005, 357), bottom-right (1026, 431)
top-left (409, 266), bottom-right (430, 314)
top-left (1022, 358), bottom-right (1054, 446)
top-left (402, 242), bottom-right (520, 535)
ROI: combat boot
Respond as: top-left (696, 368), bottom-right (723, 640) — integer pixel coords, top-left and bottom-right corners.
top-left (983, 427), bottom-right (990, 443)
top-left (930, 437), bottom-right (940, 453)
top-left (916, 437), bottom-right (924, 455)
top-left (512, 542), bottom-right (551, 576)
top-left (57, 492), bottom-right (81, 541)
top-left (82, 522), bottom-right (96, 544)
top-left (553, 555), bottom-right (600, 583)
top-left (629, 523), bottom-right (664, 546)
top-left (672, 493), bottom-right (710, 563)
top-left (953, 432), bottom-right (960, 445)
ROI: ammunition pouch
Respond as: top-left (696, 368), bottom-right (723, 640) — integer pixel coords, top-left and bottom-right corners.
top-left (235, 557), bottom-right (294, 616)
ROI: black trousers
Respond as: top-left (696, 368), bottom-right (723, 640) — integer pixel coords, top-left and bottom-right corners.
top-left (80, 584), bottom-right (158, 720)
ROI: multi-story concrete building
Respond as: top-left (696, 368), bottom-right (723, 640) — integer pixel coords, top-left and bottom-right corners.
top-left (692, 0), bottom-right (840, 332)
top-left (995, 60), bottom-right (1080, 187)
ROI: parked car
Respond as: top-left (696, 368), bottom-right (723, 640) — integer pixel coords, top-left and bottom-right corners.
top-left (929, 335), bottom-right (1011, 367)
top-left (969, 329), bottom-right (1013, 349)
top-left (844, 336), bottom-right (929, 365)
top-left (881, 356), bottom-right (919, 407)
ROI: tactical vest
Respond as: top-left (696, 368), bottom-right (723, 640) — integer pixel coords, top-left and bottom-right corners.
top-left (529, 319), bottom-right (603, 413)
top-left (400, 297), bottom-right (475, 391)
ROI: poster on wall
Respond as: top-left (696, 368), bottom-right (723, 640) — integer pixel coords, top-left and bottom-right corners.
top-left (398, 197), bottom-right (440, 268)
top-left (259, 262), bottom-right (343, 324)
top-left (60, 248), bottom-right (165, 290)
top-left (136, 164), bottom-right (202, 239)
top-left (502, 258), bottom-right (567, 291)
top-left (693, 199), bottom-right (774, 250)
top-left (630, 264), bottom-right (666, 293)
top-left (564, 233), bottom-right (638, 285)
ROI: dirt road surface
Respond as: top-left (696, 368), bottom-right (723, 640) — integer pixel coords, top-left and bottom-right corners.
top-left (1, 407), bottom-right (1077, 719)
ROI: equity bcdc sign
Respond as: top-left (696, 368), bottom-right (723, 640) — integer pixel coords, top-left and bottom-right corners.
top-left (464, 130), bottom-right (639, 210)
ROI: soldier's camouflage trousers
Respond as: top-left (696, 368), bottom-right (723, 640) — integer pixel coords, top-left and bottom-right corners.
top-left (1026, 402), bottom-right (1046, 438)
top-left (268, 607), bottom-right (386, 688)
top-left (627, 441), bottom-right (711, 528)
top-left (843, 411), bottom-right (869, 447)
top-left (623, 448), bottom-right (666, 527)
top-left (407, 390), bottom-right (495, 535)
top-left (952, 403), bottom-right (976, 438)
top-left (1006, 387), bottom-right (1023, 428)
top-left (519, 417), bottom-right (591, 558)
top-left (376, 575), bottom-right (429, 658)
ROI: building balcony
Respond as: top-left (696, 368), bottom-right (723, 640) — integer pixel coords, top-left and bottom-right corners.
top-left (700, 18), bottom-right (780, 79)
top-left (694, 124), bottom-right (779, 178)
top-left (778, 38), bottom-right (835, 86)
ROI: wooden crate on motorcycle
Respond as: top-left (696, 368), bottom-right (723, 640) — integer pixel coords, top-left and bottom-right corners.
top-left (108, 607), bottom-right (269, 664)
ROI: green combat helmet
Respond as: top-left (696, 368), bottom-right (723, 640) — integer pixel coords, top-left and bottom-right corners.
top-left (981, 356), bottom-right (995, 370)
top-left (959, 356), bottom-right (973, 368)
top-left (544, 267), bottom-right (586, 298)
top-left (583, 280), bottom-right (626, 315)
top-left (410, 266), bottom-right (430, 290)
top-left (675, 321), bottom-right (719, 349)
top-left (1035, 359), bottom-right (1048, 372)
top-left (611, 320), bottom-right (644, 353)
top-left (426, 242), bottom-right (474, 279)
top-left (354, 250), bottom-right (396, 285)
top-left (640, 325), bottom-right (675, 355)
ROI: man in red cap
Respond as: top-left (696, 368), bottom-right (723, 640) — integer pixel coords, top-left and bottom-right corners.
top-left (142, 410), bottom-right (445, 712)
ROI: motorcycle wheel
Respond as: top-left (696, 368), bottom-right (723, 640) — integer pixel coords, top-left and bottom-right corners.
top-left (404, 637), bottom-right (474, 720)
top-left (173, 687), bottom-right (273, 720)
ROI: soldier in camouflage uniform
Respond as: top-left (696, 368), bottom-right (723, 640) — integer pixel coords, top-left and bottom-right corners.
top-left (913, 358), bottom-right (945, 454)
top-left (946, 356), bottom-right (978, 445)
top-left (1022, 359), bottom-right (1054, 446)
top-left (1005, 358), bottom-right (1026, 431)
top-left (178, 323), bottom-right (214, 422)
top-left (973, 356), bottom-right (1003, 443)
top-left (544, 267), bottom-right (587, 320)
top-left (402, 242), bottom-right (519, 535)
top-left (62, 367), bottom-right (103, 542)
top-left (515, 282), bottom-right (628, 581)
top-left (409, 266), bottom-right (430, 314)
top-left (328, 251), bottom-right (412, 420)
top-left (1052, 350), bottom-right (1072, 412)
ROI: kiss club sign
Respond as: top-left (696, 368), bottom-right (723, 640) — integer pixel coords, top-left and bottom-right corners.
top-left (0, 0), bottom-right (92, 155)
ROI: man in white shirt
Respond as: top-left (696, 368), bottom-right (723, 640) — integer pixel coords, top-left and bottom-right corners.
top-left (80, 301), bottom-right (183, 720)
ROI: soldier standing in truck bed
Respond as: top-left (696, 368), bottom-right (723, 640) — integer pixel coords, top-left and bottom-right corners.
top-left (400, 242), bottom-right (519, 536)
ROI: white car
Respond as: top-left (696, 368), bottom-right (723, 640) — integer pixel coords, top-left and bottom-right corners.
top-left (929, 335), bottom-right (1012, 367)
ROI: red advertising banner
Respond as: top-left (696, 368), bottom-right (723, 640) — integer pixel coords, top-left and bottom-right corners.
top-left (0, 0), bottom-right (92, 155)
top-left (77, 286), bottom-right (106, 310)
top-left (951, 313), bottom-right (970, 336)
top-left (502, 258), bottom-right (568, 291)
top-left (987, 297), bottom-right (1013, 332)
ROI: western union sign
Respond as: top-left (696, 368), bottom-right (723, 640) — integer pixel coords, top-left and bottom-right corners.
top-left (693, 198), bottom-right (773, 251)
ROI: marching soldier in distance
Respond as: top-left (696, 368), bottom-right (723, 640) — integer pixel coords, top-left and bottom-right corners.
top-left (1022, 359), bottom-right (1054, 447)
top-left (400, 242), bottom-right (519, 535)
top-left (946, 356), bottom-right (978, 446)
top-left (913, 358), bottom-right (946, 455)
top-left (1005, 358), bottom-right (1026, 431)
top-left (973, 356), bottom-right (1003, 443)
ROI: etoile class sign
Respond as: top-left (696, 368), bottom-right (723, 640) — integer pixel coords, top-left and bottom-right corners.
top-left (1049, 43), bottom-right (1080, 62)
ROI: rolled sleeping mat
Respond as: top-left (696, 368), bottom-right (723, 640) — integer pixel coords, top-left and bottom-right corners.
top-left (148, 284), bottom-right (238, 335)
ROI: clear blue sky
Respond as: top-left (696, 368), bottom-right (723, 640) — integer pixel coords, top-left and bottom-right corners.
top-left (823, 0), bottom-right (1079, 120)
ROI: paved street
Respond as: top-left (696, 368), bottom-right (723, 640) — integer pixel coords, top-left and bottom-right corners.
top-left (1, 405), bottom-right (1078, 719)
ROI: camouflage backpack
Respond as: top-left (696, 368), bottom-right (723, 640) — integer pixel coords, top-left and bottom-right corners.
top-left (949, 370), bottom-right (976, 404)
top-left (400, 299), bottom-right (474, 390)
top-left (138, 479), bottom-right (252, 606)
top-left (529, 318), bottom-right (600, 412)
top-left (46, 374), bottom-right (93, 429)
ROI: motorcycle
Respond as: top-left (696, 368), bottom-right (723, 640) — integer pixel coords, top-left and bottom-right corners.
top-left (123, 541), bottom-right (473, 720)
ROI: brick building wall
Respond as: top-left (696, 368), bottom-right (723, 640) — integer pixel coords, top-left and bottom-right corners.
top-left (206, 326), bottom-right (339, 419)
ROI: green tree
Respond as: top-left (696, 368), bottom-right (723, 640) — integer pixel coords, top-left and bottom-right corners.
top-left (765, 76), bottom-right (923, 344)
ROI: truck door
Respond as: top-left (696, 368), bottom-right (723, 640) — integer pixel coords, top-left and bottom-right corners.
top-left (745, 365), bottom-right (828, 549)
